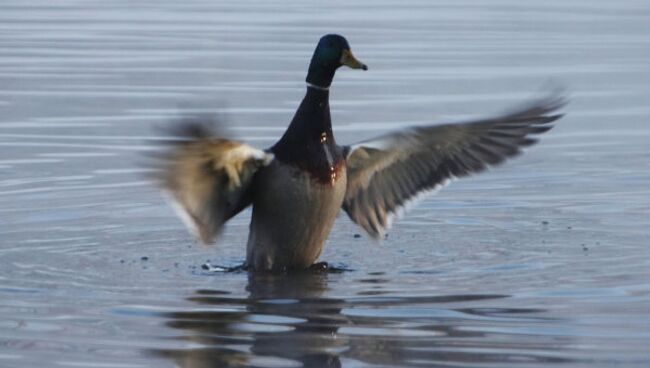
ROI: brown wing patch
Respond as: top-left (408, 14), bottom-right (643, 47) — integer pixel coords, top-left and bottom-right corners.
top-left (149, 122), bottom-right (273, 244)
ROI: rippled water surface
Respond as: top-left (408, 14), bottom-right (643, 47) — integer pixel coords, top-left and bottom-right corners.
top-left (1, 0), bottom-right (650, 367)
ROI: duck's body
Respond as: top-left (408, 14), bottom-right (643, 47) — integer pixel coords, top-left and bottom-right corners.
top-left (248, 87), bottom-right (347, 270)
top-left (247, 159), bottom-right (346, 270)
top-left (154, 34), bottom-right (566, 272)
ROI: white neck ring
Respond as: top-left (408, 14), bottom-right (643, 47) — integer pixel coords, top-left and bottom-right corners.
top-left (306, 83), bottom-right (329, 91)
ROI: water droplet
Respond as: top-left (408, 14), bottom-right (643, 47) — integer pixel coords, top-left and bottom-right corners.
top-left (320, 132), bottom-right (328, 143)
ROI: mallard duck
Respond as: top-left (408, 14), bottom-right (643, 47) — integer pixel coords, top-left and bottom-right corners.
top-left (154, 34), bottom-right (566, 271)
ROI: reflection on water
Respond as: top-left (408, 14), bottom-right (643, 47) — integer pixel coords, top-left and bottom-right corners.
top-left (153, 271), bottom-right (574, 367)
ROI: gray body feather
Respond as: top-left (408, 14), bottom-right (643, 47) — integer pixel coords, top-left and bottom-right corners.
top-left (246, 160), bottom-right (347, 271)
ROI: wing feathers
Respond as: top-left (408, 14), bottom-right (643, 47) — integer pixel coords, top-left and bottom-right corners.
top-left (150, 121), bottom-right (273, 244)
top-left (343, 95), bottom-right (567, 238)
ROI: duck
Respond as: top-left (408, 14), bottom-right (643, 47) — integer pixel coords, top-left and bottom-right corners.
top-left (153, 34), bottom-right (566, 272)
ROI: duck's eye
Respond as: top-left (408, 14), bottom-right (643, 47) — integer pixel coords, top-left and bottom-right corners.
top-left (328, 42), bottom-right (334, 47)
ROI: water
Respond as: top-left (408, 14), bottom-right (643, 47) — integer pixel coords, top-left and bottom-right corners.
top-left (1, 0), bottom-right (649, 367)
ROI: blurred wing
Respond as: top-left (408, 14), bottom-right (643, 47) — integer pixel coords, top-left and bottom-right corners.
top-left (343, 95), bottom-right (567, 238)
top-left (150, 122), bottom-right (273, 244)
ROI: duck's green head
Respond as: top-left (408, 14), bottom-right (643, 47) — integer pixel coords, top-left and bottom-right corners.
top-left (306, 34), bottom-right (367, 89)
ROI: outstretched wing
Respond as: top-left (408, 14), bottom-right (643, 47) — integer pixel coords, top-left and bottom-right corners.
top-left (343, 94), bottom-right (567, 239)
top-left (149, 121), bottom-right (273, 244)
